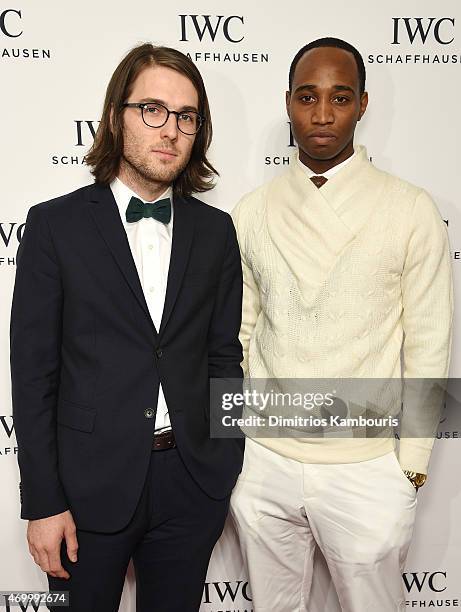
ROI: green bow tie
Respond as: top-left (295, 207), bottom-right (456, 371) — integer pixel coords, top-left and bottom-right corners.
top-left (125, 196), bottom-right (171, 224)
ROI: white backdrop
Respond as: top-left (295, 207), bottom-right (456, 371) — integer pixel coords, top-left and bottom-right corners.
top-left (1, 0), bottom-right (460, 609)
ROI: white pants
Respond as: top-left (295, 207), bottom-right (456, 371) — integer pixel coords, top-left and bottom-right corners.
top-left (230, 438), bottom-right (417, 612)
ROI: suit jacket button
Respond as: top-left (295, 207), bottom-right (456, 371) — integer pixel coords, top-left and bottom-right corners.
top-left (144, 408), bottom-right (154, 419)
top-left (156, 348), bottom-right (163, 358)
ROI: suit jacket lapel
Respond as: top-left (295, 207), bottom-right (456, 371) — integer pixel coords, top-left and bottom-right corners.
top-left (87, 183), bottom-right (157, 334)
top-left (159, 194), bottom-right (194, 336)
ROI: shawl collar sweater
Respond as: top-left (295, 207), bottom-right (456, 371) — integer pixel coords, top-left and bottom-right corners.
top-left (232, 145), bottom-right (453, 473)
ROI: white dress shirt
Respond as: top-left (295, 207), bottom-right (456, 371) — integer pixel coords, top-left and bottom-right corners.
top-left (296, 149), bottom-right (356, 179)
top-left (110, 176), bottom-right (173, 432)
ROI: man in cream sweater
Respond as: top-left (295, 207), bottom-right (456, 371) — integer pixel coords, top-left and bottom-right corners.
top-left (230, 37), bottom-right (453, 612)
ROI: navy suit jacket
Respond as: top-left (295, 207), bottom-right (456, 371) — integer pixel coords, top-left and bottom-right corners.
top-left (10, 183), bottom-right (244, 532)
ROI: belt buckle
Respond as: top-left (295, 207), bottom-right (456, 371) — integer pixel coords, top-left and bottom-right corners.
top-left (153, 429), bottom-right (175, 451)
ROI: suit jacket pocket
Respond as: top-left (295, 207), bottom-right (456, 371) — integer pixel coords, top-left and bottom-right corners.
top-left (57, 400), bottom-right (96, 433)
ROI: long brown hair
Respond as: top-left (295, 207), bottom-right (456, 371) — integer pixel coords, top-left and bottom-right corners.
top-left (85, 43), bottom-right (218, 197)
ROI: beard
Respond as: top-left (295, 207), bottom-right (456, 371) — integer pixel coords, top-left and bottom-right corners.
top-left (122, 149), bottom-right (189, 186)
top-left (121, 131), bottom-right (193, 191)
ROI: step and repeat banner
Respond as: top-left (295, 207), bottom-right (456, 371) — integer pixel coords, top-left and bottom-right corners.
top-left (1, 0), bottom-right (460, 610)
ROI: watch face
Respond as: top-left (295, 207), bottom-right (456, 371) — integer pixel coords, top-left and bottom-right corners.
top-left (404, 471), bottom-right (427, 489)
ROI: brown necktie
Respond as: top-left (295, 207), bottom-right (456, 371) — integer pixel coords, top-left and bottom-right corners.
top-left (310, 175), bottom-right (328, 189)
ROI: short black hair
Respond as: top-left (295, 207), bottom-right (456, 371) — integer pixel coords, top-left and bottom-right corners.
top-left (288, 37), bottom-right (366, 94)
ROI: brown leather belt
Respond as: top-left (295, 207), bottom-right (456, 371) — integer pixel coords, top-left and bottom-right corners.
top-left (153, 429), bottom-right (176, 451)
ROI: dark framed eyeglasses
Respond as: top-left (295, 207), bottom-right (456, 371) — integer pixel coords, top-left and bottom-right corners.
top-left (122, 102), bottom-right (204, 135)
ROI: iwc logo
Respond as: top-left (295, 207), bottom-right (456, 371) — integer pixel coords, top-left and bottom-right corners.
top-left (264, 122), bottom-right (295, 167)
top-left (51, 120), bottom-right (99, 166)
top-left (0, 222), bottom-right (25, 268)
top-left (0, 415), bottom-right (16, 458)
top-left (202, 580), bottom-right (253, 611)
top-left (404, 571), bottom-right (460, 607)
top-left (178, 14), bottom-right (269, 64)
top-left (1, 9), bottom-right (51, 60)
top-left (368, 17), bottom-right (460, 65)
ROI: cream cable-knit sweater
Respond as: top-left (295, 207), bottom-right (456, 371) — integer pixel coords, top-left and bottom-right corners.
top-left (231, 145), bottom-right (453, 474)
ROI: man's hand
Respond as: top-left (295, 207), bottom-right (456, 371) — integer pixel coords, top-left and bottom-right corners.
top-left (27, 510), bottom-right (78, 579)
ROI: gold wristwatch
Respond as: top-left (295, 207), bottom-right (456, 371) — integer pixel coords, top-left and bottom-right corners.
top-left (403, 470), bottom-right (427, 491)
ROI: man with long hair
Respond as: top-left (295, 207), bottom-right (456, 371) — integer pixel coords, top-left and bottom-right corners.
top-left (10, 43), bottom-right (243, 611)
